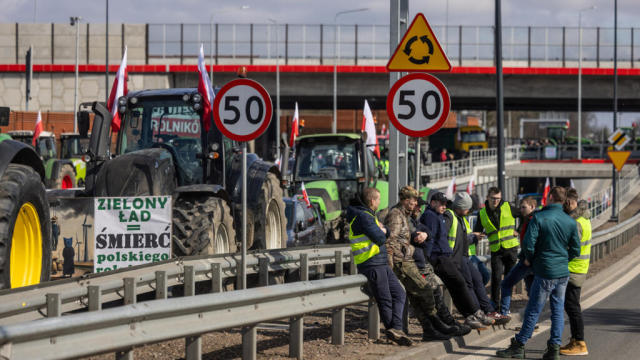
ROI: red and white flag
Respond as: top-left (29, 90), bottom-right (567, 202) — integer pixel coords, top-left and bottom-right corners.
top-left (541, 177), bottom-right (550, 206)
top-left (570, 179), bottom-right (576, 189)
top-left (301, 182), bottom-right (312, 208)
top-left (289, 102), bottom-right (299, 147)
top-left (197, 44), bottom-right (215, 132)
top-left (362, 100), bottom-right (380, 158)
top-left (445, 176), bottom-right (456, 200)
top-left (106, 47), bottom-right (128, 132)
top-left (466, 174), bottom-right (475, 194)
top-left (32, 111), bottom-right (43, 146)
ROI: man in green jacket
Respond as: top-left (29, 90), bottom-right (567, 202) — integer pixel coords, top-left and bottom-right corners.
top-left (497, 186), bottom-right (581, 360)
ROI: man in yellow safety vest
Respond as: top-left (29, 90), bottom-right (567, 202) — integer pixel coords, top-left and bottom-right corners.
top-left (345, 187), bottom-right (412, 346)
top-left (473, 186), bottom-right (520, 306)
top-left (560, 189), bottom-right (592, 356)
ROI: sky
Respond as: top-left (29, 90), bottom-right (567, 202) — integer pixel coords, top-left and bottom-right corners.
top-left (1, 0), bottom-right (639, 28)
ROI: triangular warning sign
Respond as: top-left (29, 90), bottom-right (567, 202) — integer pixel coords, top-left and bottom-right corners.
top-left (607, 151), bottom-right (631, 172)
top-left (387, 13), bottom-right (452, 72)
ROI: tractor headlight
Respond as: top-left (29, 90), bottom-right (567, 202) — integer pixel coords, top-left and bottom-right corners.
top-left (129, 97), bottom-right (138, 105)
top-left (210, 142), bottom-right (220, 151)
top-left (193, 102), bottom-right (202, 111)
top-left (182, 94), bottom-right (190, 102)
top-left (117, 96), bottom-right (127, 107)
top-left (192, 93), bottom-right (202, 103)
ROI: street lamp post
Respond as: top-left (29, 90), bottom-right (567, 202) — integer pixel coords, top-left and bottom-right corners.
top-left (71, 16), bottom-right (82, 134)
top-left (268, 18), bottom-right (281, 161)
top-left (578, 6), bottom-right (596, 160)
top-left (332, 8), bottom-right (368, 134)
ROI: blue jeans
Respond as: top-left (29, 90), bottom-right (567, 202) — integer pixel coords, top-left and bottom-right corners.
top-left (499, 260), bottom-right (534, 315)
top-left (470, 255), bottom-right (490, 285)
top-left (515, 275), bottom-right (569, 346)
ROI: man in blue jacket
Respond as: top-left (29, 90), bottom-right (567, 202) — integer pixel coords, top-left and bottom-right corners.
top-left (497, 186), bottom-right (581, 359)
top-left (346, 187), bottom-right (412, 346)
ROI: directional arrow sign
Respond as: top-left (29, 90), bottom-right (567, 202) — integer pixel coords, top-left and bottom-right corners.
top-left (608, 128), bottom-right (631, 151)
top-left (607, 151), bottom-right (631, 172)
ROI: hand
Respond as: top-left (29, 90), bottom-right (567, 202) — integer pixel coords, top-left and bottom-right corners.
top-left (514, 231), bottom-right (519, 237)
top-left (472, 232), bottom-right (483, 238)
top-left (414, 232), bottom-right (427, 243)
top-left (379, 225), bottom-right (387, 235)
top-left (524, 259), bottom-right (530, 266)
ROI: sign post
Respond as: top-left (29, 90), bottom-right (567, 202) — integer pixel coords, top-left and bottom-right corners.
top-left (608, 128), bottom-right (631, 221)
top-left (213, 78), bottom-right (273, 289)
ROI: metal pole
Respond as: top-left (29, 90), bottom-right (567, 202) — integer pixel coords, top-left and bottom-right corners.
top-left (578, 12), bottom-right (583, 160)
top-left (105, 0), bottom-right (109, 104)
top-left (210, 15), bottom-right (213, 83)
top-left (611, 0), bottom-right (619, 221)
top-left (333, 21), bottom-right (338, 133)
top-left (73, 17), bottom-right (80, 133)
top-left (241, 142), bottom-right (248, 289)
top-left (276, 23), bottom-right (280, 160)
top-left (415, 138), bottom-right (421, 189)
top-left (495, 0), bottom-right (505, 192)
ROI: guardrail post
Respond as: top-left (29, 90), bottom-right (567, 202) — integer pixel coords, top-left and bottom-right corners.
top-left (88, 285), bottom-right (101, 311)
top-left (155, 271), bottom-right (167, 299)
top-left (46, 293), bottom-right (61, 317)
top-left (349, 253), bottom-right (356, 275)
top-left (124, 277), bottom-right (136, 305)
top-left (300, 253), bottom-right (309, 281)
top-left (183, 265), bottom-right (202, 359)
top-left (331, 251), bottom-right (345, 345)
top-left (242, 326), bottom-right (257, 360)
top-left (236, 258), bottom-right (243, 289)
top-left (289, 253), bottom-right (308, 358)
top-left (211, 263), bottom-right (222, 293)
top-left (368, 298), bottom-right (380, 340)
top-left (115, 350), bottom-right (134, 360)
top-left (185, 265), bottom-right (195, 296)
top-left (259, 257), bottom-right (269, 286)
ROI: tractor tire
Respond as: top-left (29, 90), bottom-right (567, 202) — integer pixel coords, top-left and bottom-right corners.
top-left (0, 164), bottom-right (52, 289)
top-left (52, 163), bottom-right (76, 189)
top-left (172, 195), bottom-right (237, 256)
top-left (248, 172), bottom-right (287, 250)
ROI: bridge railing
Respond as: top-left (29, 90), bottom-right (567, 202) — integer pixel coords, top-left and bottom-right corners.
top-left (146, 23), bottom-right (640, 67)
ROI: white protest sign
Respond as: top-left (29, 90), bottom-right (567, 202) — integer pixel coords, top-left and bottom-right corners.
top-left (94, 196), bottom-right (172, 272)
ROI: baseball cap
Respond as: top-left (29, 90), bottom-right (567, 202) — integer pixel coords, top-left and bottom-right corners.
top-left (431, 192), bottom-right (447, 203)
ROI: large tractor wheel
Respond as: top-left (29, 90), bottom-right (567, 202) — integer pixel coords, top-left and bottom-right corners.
top-left (52, 163), bottom-right (76, 189)
top-left (0, 164), bottom-right (52, 289)
top-left (249, 172), bottom-right (287, 250)
top-left (172, 195), bottom-right (237, 256)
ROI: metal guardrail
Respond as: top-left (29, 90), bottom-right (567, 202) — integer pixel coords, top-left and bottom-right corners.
top-left (0, 245), bottom-right (351, 323)
top-left (520, 143), bottom-right (640, 160)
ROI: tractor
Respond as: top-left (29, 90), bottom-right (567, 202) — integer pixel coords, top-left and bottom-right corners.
top-left (289, 133), bottom-right (389, 242)
top-left (0, 107), bottom-right (52, 289)
top-left (80, 88), bottom-right (286, 259)
top-left (59, 132), bottom-right (89, 187)
top-left (6, 130), bottom-right (77, 189)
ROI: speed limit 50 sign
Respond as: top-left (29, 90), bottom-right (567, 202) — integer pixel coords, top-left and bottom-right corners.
top-left (213, 79), bottom-right (273, 142)
top-left (386, 73), bottom-right (450, 137)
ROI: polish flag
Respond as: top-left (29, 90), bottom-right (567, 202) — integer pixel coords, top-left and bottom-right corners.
top-left (106, 47), bottom-right (128, 132)
top-left (289, 102), bottom-right (299, 147)
top-left (362, 100), bottom-right (380, 158)
top-left (301, 182), bottom-right (312, 208)
top-left (541, 177), bottom-right (550, 206)
top-left (32, 111), bottom-right (43, 146)
top-left (445, 176), bottom-right (456, 200)
top-left (197, 44), bottom-right (215, 132)
top-left (466, 174), bottom-right (475, 194)
top-left (570, 179), bottom-right (576, 189)
top-left (381, 123), bottom-right (388, 138)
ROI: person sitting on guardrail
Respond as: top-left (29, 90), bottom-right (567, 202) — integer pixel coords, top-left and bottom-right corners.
top-left (497, 186), bottom-right (581, 360)
top-left (498, 196), bottom-right (538, 317)
top-left (448, 192), bottom-right (511, 326)
top-left (473, 186), bottom-right (520, 309)
top-left (384, 186), bottom-right (468, 341)
top-left (560, 189), bottom-right (592, 356)
top-left (346, 187), bottom-right (412, 346)
top-left (409, 196), bottom-right (469, 334)
top-left (419, 191), bottom-right (495, 329)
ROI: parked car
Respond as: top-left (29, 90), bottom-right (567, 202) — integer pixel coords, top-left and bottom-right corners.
top-left (284, 197), bottom-right (326, 248)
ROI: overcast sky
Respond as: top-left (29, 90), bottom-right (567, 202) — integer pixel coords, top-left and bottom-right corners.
top-left (1, 0), bottom-right (639, 28)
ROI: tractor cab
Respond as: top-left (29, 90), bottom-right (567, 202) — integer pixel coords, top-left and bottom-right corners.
top-left (60, 133), bottom-right (89, 159)
top-left (7, 130), bottom-right (57, 161)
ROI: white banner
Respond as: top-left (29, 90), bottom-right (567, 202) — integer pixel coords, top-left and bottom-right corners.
top-left (94, 196), bottom-right (172, 272)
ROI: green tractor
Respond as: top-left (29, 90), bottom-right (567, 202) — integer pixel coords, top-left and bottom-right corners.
top-left (79, 88), bottom-right (287, 258)
top-left (6, 130), bottom-right (77, 189)
top-left (0, 107), bottom-right (52, 289)
top-left (59, 132), bottom-right (88, 187)
top-left (290, 133), bottom-right (389, 242)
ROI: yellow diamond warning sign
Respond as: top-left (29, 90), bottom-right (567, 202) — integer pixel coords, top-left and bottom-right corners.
top-left (607, 151), bottom-right (631, 172)
top-left (387, 13), bottom-right (452, 72)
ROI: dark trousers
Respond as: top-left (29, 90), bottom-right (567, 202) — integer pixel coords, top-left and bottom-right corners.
top-left (564, 282), bottom-right (585, 341)
top-left (360, 265), bottom-right (406, 330)
top-left (460, 257), bottom-right (495, 313)
top-left (432, 255), bottom-right (479, 317)
top-left (490, 247), bottom-right (518, 304)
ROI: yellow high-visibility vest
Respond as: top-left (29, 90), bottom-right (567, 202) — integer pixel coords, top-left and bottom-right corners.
top-left (568, 216), bottom-right (592, 274)
top-left (446, 209), bottom-right (473, 255)
top-left (479, 202), bottom-right (518, 252)
top-left (349, 211), bottom-right (381, 265)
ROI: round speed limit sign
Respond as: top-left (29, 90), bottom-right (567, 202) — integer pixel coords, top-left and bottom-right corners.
top-left (213, 79), bottom-right (273, 142)
top-left (386, 73), bottom-right (451, 137)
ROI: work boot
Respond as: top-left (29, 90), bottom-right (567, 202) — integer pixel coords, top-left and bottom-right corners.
top-left (474, 309), bottom-right (496, 326)
top-left (464, 314), bottom-right (484, 329)
top-left (452, 323), bottom-right (472, 336)
top-left (487, 311), bottom-right (511, 326)
top-left (496, 337), bottom-right (525, 359)
top-left (542, 343), bottom-right (560, 360)
top-left (428, 314), bottom-right (458, 335)
top-left (385, 328), bottom-right (413, 346)
top-left (560, 339), bottom-right (589, 356)
top-left (421, 319), bottom-right (452, 341)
